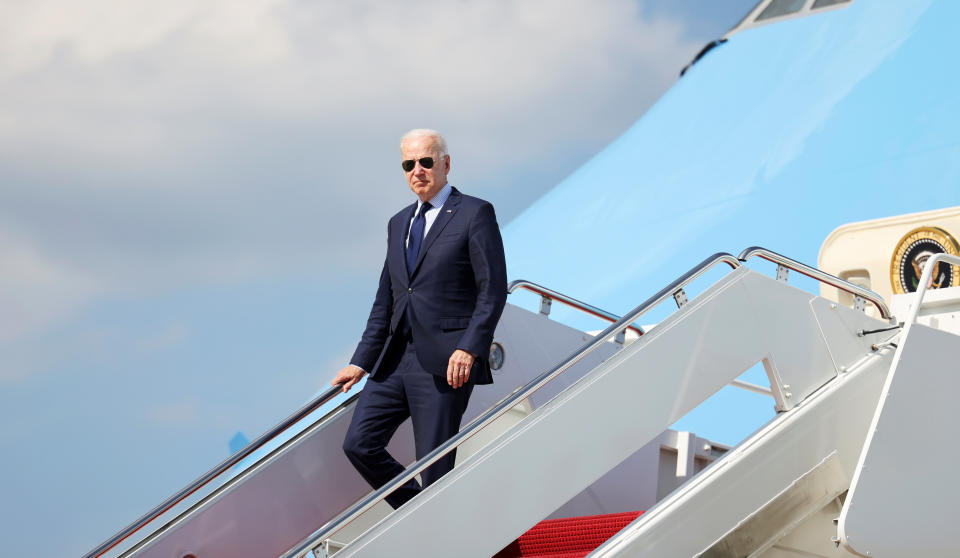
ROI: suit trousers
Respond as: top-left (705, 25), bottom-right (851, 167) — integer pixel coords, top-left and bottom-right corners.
top-left (342, 332), bottom-right (474, 509)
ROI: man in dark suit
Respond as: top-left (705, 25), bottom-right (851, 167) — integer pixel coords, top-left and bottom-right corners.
top-left (333, 129), bottom-right (507, 509)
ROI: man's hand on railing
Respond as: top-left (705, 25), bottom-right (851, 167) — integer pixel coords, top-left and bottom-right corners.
top-left (333, 365), bottom-right (366, 393)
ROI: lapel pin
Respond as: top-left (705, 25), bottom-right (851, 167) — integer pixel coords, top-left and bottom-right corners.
top-left (446, 209), bottom-right (452, 213)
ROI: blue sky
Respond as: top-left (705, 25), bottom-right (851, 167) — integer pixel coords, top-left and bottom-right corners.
top-left (0, 1), bottom-right (758, 556)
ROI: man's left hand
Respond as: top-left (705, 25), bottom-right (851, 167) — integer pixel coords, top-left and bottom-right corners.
top-left (447, 349), bottom-right (475, 389)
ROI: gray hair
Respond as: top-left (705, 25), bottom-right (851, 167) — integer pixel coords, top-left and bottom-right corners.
top-left (400, 128), bottom-right (448, 155)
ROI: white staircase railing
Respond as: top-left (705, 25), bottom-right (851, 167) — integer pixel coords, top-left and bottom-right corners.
top-left (319, 248), bottom-right (891, 558)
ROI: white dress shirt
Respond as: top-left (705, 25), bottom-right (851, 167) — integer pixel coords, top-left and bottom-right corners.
top-left (405, 182), bottom-right (453, 248)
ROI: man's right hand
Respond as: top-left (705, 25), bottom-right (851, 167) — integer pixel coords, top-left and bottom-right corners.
top-left (333, 365), bottom-right (366, 393)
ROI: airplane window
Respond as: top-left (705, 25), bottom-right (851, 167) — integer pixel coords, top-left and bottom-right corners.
top-left (812, 0), bottom-right (851, 8)
top-left (755, 0), bottom-right (806, 21)
top-left (727, 0), bottom-right (854, 38)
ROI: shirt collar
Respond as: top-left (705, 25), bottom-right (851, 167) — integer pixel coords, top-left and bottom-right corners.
top-left (417, 182), bottom-right (452, 212)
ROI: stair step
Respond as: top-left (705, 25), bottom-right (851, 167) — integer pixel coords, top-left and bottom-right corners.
top-left (493, 511), bottom-right (644, 558)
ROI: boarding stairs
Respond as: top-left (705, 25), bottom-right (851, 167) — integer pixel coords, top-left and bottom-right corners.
top-left (84, 249), bottom-right (960, 558)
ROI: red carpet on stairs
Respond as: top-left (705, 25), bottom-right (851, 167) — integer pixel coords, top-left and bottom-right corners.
top-left (493, 511), bottom-right (644, 558)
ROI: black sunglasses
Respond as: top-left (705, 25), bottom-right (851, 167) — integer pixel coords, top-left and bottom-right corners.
top-left (401, 157), bottom-right (435, 172)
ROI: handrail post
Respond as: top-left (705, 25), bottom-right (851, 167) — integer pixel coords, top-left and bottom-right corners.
top-left (738, 246), bottom-right (895, 324)
top-left (506, 279), bottom-right (645, 337)
top-left (539, 295), bottom-right (552, 316)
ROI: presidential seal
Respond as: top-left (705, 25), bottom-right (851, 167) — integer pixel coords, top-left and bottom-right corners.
top-left (890, 227), bottom-right (960, 294)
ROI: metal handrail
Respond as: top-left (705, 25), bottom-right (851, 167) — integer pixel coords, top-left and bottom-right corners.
top-left (510, 279), bottom-right (770, 397)
top-left (507, 279), bottom-right (645, 336)
top-left (281, 252), bottom-right (742, 558)
top-left (83, 384), bottom-right (346, 558)
top-left (738, 246), bottom-right (895, 323)
top-left (904, 253), bottom-right (960, 326)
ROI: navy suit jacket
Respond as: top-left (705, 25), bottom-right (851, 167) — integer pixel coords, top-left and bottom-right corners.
top-left (350, 188), bottom-right (508, 385)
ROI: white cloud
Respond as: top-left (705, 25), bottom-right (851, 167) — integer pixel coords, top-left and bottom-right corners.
top-left (0, 0), bottom-right (703, 379)
top-left (1, 1), bottom-right (692, 157)
top-left (0, 228), bottom-right (102, 379)
top-left (0, 0), bottom-right (289, 75)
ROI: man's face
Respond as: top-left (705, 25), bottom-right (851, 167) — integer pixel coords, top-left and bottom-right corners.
top-left (401, 135), bottom-right (450, 202)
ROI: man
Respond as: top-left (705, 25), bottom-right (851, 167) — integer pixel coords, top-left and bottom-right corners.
top-left (333, 129), bottom-right (507, 509)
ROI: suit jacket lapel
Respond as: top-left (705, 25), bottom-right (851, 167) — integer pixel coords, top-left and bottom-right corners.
top-left (393, 203), bottom-right (417, 282)
top-left (411, 188), bottom-right (461, 278)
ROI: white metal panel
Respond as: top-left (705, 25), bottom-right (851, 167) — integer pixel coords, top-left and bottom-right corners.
top-left (891, 285), bottom-right (960, 336)
top-left (738, 272), bottom-right (837, 410)
top-left (480, 306), bottom-right (619, 414)
top-left (757, 497), bottom-right (857, 558)
top-left (126, 303), bottom-right (611, 558)
top-left (547, 430), bottom-right (727, 521)
top-left (839, 324), bottom-right (960, 557)
top-left (809, 297), bottom-right (889, 374)
top-left (699, 452), bottom-right (846, 558)
top-left (466, 303), bottom-right (620, 417)
top-left (547, 438), bottom-right (660, 520)
top-left (335, 269), bottom-right (887, 558)
top-left (129, 392), bottom-right (416, 558)
top-left (592, 350), bottom-right (893, 558)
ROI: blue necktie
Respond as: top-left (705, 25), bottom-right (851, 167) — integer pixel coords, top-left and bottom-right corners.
top-left (406, 202), bottom-right (432, 276)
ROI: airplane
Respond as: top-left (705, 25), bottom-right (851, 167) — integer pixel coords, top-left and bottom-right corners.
top-left (83, 0), bottom-right (960, 556)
